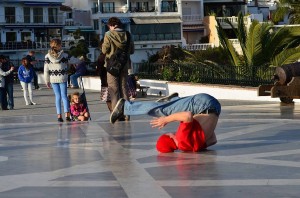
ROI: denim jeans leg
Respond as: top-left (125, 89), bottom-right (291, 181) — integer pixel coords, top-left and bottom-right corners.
top-left (6, 83), bottom-right (14, 109)
top-left (52, 83), bottom-right (62, 115)
top-left (70, 73), bottom-right (80, 87)
top-left (2, 86), bottom-right (8, 109)
top-left (152, 93), bottom-right (221, 116)
top-left (124, 93), bottom-right (221, 117)
top-left (0, 88), bottom-right (4, 109)
top-left (124, 100), bottom-right (165, 116)
top-left (33, 71), bottom-right (38, 88)
top-left (59, 82), bottom-right (70, 113)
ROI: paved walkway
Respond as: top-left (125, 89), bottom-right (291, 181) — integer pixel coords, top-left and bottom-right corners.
top-left (1, 84), bottom-right (300, 197)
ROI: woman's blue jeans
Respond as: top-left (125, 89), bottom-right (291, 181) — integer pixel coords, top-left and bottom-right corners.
top-left (70, 73), bottom-right (81, 87)
top-left (124, 93), bottom-right (221, 117)
top-left (51, 82), bottom-right (70, 115)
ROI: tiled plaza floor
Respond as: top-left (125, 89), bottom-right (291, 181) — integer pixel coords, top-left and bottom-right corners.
top-left (1, 84), bottom-right (300, 198)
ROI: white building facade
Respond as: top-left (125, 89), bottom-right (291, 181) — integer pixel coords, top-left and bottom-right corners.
top-left (0, 0), bottom-right (65, 60)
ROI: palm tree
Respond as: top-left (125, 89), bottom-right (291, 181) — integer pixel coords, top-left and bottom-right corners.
top-left (216, 12), bottom-right (300, 79)
top-left (272, 0), bottom-right (300, 24)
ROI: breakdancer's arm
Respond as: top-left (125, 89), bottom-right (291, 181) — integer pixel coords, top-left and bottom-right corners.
top-left (150, 111), bottom-right (193, 129)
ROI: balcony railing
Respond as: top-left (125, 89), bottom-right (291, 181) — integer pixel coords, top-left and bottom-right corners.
top-left (132, 33), bottom-right (181, 41)
top-left (0, 42), bottom-right (50, 50)
top-left (182, 15), bottom-right (202, 23)
top-left (216, 16), bottom-right (251, 26)
top-left (0, 14), bottom-right (64, 25)
top-left (91, 5), bottom-right (177, 14)
top-left (0, 41), bottom-right (97, 51)
top-left (182, 44), bottom-right (214, 51)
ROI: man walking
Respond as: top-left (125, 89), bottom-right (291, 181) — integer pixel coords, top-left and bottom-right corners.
top-left (26, 51), bottom-right (40, 90)
top-left (0, 55), bottom-right (15, 110)
top-left (102, 17), bottom-right (135, 121)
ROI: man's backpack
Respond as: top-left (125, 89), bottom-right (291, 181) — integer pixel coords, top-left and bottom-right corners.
top-left (106, 31), bottom-right (131, 76)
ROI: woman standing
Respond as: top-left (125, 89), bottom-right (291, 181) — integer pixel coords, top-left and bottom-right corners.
top-left (18, 57), bottom-right (36, 106)
top-left (44, 38), bottom-right (71, 122)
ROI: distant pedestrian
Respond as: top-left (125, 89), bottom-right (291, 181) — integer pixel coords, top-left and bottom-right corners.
top-left (69, 56), bottom-right (87, 89)
top-left (26, 51), bottom-right (41, 90)
top-left (18, 57), bottom-right (36, 105)
top-left (0, 55), bottom-right (15, 110)
top-left (0, 61), bottom-right (14, 110)
top-left (44, 38), bottom-right (71, 122)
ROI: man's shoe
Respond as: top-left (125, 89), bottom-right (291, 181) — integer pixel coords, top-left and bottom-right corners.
top-left (110, 99), bottom-right (125, 124)
top-left (156, 92), bottom-right (179, 102)
top-left (58, 118), bottom-right (64, 122)
top-left (118, 116), bottom-right (125, 121)
top-left (66, 117), bottom-right (72, 122)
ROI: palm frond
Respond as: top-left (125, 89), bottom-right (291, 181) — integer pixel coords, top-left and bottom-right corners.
top-left (236, 12), bottom-right (247, 48)
top-left (245, 22), bottom-right (265, 67)
top-left (216, 20), bottom-right (242, 66)
top-left (271, 47), bottom-right (300, 67)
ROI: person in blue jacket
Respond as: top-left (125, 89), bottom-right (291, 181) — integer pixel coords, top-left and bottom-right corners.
top-left (18, 57), bottom-right (36, 105)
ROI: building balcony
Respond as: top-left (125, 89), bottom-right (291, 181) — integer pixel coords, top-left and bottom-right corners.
top-left (216, 16), bottom-right (251, 29)
top-left (0, 40), bottom-right (95, 51)
top-left (182, 15), bottom-right (203, 25)
top-left (92, 6), bottom-right (156, 14)
top-left (0, 41), bottom-right (50, 51)
top-left (182, 43), bottom-right (214, 51)
top-left (0, 14), bottom-right (65, 26)
top-left (132, 32), bottom-right (181, 41)
top-left (91, 4), bottom-right (177, 14)
top-left (247, 0), bottom-right (275, 7)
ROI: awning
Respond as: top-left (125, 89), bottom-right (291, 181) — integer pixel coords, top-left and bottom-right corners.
top-left (65, 27), bottom-right (95, 32)
top-left (102, 18), bottom-right (131, 24)
top-left (66, 29), bottom-right (95, 32)
top-left (132, 18), bottom-right (159, 24)
top-left (24, 2), bottom-right (62, 6)
top-left (157, 17), bottom-right (182, 23)
top-left (183, 25), bottom-right (205, 32)
top-left (132, 17), bottom-right (182, 24)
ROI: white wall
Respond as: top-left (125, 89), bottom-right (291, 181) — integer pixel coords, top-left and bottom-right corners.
top-left (63, 0), bottom-right (90, 10)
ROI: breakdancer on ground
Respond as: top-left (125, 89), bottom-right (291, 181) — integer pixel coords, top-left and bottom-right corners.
top-left (110, 93), bottom-right (221, 153)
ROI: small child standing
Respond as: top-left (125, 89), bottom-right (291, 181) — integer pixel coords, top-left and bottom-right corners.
top-left (18, 57), bottom-right (36, 105)
top-left (0, 62), bottom-right (14, 110)
top-left (70, 92), bottom-right (89, 121)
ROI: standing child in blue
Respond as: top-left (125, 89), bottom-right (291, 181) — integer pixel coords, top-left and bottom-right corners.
top-left (18, 57), bottom-right (36, 105)
top-left (0, 62), bottom-right (14, 110)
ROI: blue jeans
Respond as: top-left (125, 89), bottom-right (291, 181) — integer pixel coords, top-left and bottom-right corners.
top-left (70, 73), bottom-right (81, 87)
top-left (51, 82), bottom-right (70, 115)
top-left (124, 93), bottom-right (221, 117)
top-left (3, 82), bottom-right (14, 109)
top-left (33, 71), bottom-right (39, 89)
top-left (0, 88), bottom-right (5, 109)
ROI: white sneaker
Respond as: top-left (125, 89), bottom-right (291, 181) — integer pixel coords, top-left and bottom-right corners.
top-left (31, 102), bottom-right (37, 105)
